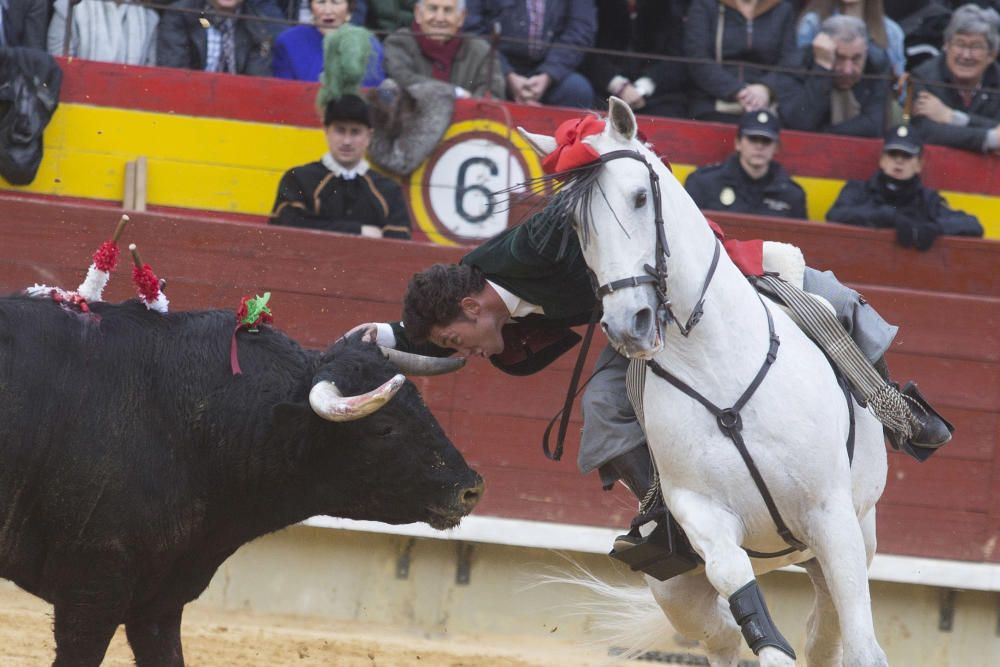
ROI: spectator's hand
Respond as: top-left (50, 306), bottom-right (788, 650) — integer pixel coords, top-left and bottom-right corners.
top-left (507, 73), bottom-right (535, 104)
top-left (454, 86), bottom-right (471, 99)
top-left (894, 215), bottom-right (941, 251)
top-left (341, 323), bottom-right (380, 343)
top-left (811, 32), bottom-right (836, 70)
top-left (619, 83), bottom-right (646, 110)
top-left (360, 225), bottom-right (383, 238)
top-left (737, 84), bottom-right (770, 111)
top-left (913, 91), bottom-right (954, 124)
top-left (525, 73), bottom-right (552, 101)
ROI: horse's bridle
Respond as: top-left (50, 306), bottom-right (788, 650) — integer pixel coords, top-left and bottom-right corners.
top-left (589, 150), bottom-right (720, 338)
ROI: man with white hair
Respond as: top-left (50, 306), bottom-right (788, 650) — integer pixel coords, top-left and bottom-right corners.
top-left (777, 14), bottom-right (890, 137)
top-left (383, 0), bottom-right (504, 98)
top-left (910, 3), bottom-right (1000, 154)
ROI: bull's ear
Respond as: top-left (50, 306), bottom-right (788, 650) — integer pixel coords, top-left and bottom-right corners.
top-left (607, 97), bottom-right (637, 142)
top-left (517, 127), bottom-right (557, 157)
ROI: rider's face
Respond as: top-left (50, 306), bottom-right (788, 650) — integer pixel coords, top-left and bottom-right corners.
top-left (428, 298), bottom-right (507, 358)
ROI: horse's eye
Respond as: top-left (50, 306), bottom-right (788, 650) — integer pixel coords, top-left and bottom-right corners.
top-left (634, 192), bottom-right (647, 209)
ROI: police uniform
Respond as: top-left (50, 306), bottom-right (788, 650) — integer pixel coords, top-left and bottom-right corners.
top-left (827, 126), bottom-right (983, 250)
top-left (684, 110), bottom-right (807, 219)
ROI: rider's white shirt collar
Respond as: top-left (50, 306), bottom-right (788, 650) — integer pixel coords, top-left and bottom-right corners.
top-left (488, 280), bottom-right (544, 318)
top-left (321, 153), bottom-right (369, 180)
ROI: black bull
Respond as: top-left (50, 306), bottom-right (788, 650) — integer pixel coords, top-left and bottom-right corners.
top-left (0, 296), bottom-right (482, 666)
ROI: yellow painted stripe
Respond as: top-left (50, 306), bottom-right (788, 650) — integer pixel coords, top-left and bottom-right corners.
top-left (2, 103), bottom-right (998, 238)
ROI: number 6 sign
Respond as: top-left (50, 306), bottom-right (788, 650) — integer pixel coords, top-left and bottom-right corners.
top-left (408, 119), bottom-right (548, 246)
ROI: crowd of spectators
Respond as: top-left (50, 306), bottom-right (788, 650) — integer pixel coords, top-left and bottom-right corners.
top-left (4, 0), bottom-right (996, 151)
top-left (2, 0), bottom-right (997, 242)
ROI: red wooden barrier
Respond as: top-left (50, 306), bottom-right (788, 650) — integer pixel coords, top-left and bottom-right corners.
top-left (1, 195), bottom-right (998, 564)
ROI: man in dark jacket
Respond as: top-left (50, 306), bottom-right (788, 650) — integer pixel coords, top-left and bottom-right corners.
top-left (463, 0), bottom-right (595, 108)
top-left (157, 0), bottom-right (273, 76)
top-left (683, 0), bottom-right (800, 121)
top-left (778, 15), bottom-right (890, 138)
top-left (269, 94), bottom-right (411, 239)
top-left (827, 125), bottom-right (984, 250)
top-left (685, 110), bottom-right (808, 219)
top-left (0, 0), bottom-right (46, 49)
top-left (910, 3), bottom-right (1000, 153)
top-left (579, 0), bottom-right (689, 116)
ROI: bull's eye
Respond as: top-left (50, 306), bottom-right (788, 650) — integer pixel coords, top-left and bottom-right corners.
top-left (634, 192), bottom-right (647, 209)
top-left (375, 425), bottom-right (394, 437)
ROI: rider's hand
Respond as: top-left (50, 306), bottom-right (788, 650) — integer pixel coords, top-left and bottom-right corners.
top-left (341, 322), bottom-right (380, 344)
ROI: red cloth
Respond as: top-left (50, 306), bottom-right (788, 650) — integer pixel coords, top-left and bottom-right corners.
top-left (542, 116), bottom-right (605, 174)
top-left (413, 20), bottom-right (463, 82)
top-left (707, 218), bottom-right (764, 277)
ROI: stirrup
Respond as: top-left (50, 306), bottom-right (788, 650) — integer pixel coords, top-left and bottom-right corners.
top-left (609, 510), bottom-right (702, 581)
top-left (888, 382), bottom-right (954, 462)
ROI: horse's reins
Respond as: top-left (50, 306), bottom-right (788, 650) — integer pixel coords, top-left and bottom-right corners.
top-left (592, 149), bottom-right (807, 557)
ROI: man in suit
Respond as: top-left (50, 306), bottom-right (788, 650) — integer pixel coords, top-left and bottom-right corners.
top-left (156, 0), bottom-right (273, 76)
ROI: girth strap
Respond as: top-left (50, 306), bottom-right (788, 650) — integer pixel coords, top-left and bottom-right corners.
top-left (646, 300), bottom-right (808, 555)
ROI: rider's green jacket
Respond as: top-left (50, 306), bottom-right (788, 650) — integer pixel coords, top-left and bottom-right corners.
top-left (392, 205), bottom-right (596, 375)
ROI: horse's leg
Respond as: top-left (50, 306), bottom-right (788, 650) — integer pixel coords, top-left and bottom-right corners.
top-left (646, 573), bottom-right (742, 667)
top-left (671, 494), bottom-right (795, 667)
top-left (804, 496), bottom-right (888, 667)
top-left (801, 558), bottom-right (843, 666)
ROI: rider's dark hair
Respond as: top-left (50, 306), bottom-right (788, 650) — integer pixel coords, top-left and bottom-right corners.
top-left (402, 263), bottom-right (487, 343)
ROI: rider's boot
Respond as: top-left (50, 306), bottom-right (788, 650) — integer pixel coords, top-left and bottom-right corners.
top-left (874, 357), bottom-right (953, 458)
top-left (603, 446), bottom-right (701, 580)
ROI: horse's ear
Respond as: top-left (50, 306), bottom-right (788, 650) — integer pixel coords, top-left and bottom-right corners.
top-left (607, 97), bottom-right (637, 141)
top-left (516, 127), bottom-right (557, 157)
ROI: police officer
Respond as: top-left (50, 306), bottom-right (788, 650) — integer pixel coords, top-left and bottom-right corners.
top-left (684, 110), bottom-right (808, 219)
top-left (827, 125), bottom-right (984, 250)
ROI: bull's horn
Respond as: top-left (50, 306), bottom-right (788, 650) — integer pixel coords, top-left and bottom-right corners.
top-left (379, 346), bottom-right (466, 376)
top-left (309, 374), bottom-right (405, 422)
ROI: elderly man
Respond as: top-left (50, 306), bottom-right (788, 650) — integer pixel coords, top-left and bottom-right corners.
top-left (269, 95), bottom-right (411, 239)
top-left (685, 110), bottom-right (807, 219)
top-left (157, 0), bottom-right (273, 75)
top-left (383, 0), bottom-right (504, 98)
top-left (777, 15), bottom-right (890, 137)
top-left (910, 3), bottom-right (1000, 154)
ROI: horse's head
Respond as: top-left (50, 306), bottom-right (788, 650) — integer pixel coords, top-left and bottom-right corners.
top-left (517, 99), bottom-right (712, 358)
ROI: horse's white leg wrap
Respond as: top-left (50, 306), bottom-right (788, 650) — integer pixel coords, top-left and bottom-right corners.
top-left (803, 497), bottom-right (889, 667)
top-left (802, 559), bottom-right (844, 667)
top-left (645, 574), bottom-right (742, 667)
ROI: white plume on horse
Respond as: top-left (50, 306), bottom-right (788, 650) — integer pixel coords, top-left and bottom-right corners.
top-left (517, 99), bottom-right (890, 667)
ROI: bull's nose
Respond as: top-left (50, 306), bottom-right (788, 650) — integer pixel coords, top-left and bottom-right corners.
top-left (458, 477), bottom-right (484, 512)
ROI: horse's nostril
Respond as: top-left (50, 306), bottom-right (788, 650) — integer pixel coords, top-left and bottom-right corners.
top-left (634, 307), bottom-right (654, 337)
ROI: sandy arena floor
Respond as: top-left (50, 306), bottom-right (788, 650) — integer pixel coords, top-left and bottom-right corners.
top-left (0, 584), bottom-right (612, 667)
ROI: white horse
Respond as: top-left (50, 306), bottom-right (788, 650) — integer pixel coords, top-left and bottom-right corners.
top-left (518, 100), bottom-right (889, 667)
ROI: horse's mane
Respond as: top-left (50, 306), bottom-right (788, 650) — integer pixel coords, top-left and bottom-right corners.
top-left (492, 161), bottom-right (606, 258)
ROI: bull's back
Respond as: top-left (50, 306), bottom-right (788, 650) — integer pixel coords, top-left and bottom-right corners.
top-left (0, 297), bottom-right (312, 574)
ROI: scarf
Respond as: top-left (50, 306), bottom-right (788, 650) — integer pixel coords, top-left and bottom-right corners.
top-left (62, 0), bottom-right (159, 65)
top-left (413, 19), bottom-right (462, 82)
top-left (830, 87), bottom-right (861, 126)
top-left (876, 172), bottom-right (921, 206)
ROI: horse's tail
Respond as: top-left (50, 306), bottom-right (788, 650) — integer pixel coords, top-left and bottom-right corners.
top-left (527, 559), bottom-right (667, 661)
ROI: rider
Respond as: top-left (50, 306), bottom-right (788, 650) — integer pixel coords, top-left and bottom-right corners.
top-left (351, 115), bottom-right (953, 558)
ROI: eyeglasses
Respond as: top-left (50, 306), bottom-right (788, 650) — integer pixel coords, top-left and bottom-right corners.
top-left (948, 38), bottom-right (990, 55)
